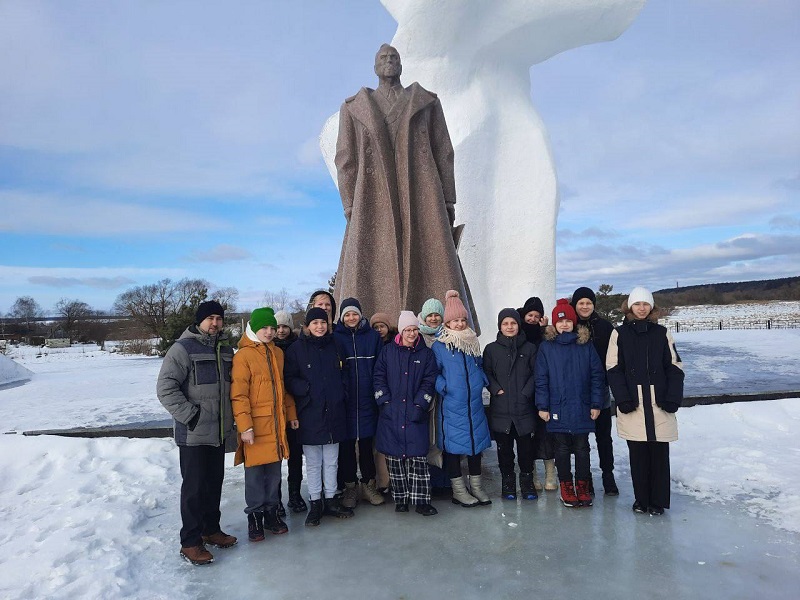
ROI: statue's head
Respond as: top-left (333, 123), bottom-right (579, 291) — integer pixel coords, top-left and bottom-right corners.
top-left (374, 43), bottom-right (402, 79)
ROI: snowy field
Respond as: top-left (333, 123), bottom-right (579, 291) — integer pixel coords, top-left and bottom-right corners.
top-left (0, 320), bottom-right (798, 598)
top-left (664, 300), bottom-right (800, 323)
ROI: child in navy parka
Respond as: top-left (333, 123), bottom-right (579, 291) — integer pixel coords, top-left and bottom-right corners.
top-left (334, 297), bottom-right (385, 508)
top-left (535, 299), bottom-right (604, 508)
top-left (373, 311), bottom-right (439, 516)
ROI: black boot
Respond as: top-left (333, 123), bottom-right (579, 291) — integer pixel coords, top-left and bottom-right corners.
top-left (501, 473), bottom-right (517, 500)
top-left (264, 505), bottom-right (288, 535)
top-left (415, 503), bottom-right (438, 516)
top-left (323, 497), bottom-right (354, 519)
top-left (287, 482), bottom-right (308, 513)
top-left (248, 512), bottom-right (265, 542)
top-left (519, 472), bottom-right (538, 500)
top-left (602, 471), bottom-right (619, 496)
top-left (305, 499), bottom-right (324, 527)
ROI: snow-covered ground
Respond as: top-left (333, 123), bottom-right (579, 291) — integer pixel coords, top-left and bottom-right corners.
top-left (664, 300), bottom-right (800, 323)
top-left (0, 317), bottom-right (798, 598)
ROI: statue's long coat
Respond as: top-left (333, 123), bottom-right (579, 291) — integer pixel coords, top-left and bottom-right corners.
top-left (334, 83), bottom-right (477, 330)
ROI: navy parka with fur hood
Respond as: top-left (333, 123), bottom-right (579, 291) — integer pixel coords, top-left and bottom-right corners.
top-left (283, 332), bottom-right (347, 445)
top-left (373, 334), bottom-right (438, 458)
top-left (334, 317), bottom-right (383, 440)
top-left (535, 325), bottom-right (604, 435)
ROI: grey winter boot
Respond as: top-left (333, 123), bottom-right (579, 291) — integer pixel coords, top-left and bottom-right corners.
top-left (360, 479), bottom-right (386, 506)
top-left (544, 459), bottom-right (559, 491)
top-left (341, 482), bottom-right (359, 509)
top-left (450, 477), bottom-right (479, 507)
top-left (468, 474), bottom-right (492, 505)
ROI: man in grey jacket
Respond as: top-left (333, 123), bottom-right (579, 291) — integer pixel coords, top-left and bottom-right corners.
top-left (157, 300), bottom-right (237, 565)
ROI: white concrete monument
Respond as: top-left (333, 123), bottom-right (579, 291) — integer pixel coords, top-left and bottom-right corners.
top-left (321, 0), bottom-right (645, 340)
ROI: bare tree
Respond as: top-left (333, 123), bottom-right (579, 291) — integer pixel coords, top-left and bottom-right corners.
top-left (211, 286), bottom-right (239, 313)
top-left (113, 279), bottom-right (175, 339)
top-left (172, 278), bottom-right (210, 310)
top-left (54, 298), bottom-right (93, 341)
top-left (262, 288), bottom-right (290, 311)
top-left (10, 296), bottom-right (43, 333)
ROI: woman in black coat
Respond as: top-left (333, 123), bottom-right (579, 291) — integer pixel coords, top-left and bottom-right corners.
top-left (483, 309), bottom-right (538, 500)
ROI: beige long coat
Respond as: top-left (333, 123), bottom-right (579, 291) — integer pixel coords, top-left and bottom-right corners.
top-left (334, 83), bottom-right (477, 331)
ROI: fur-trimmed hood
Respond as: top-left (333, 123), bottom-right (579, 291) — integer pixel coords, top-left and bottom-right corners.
top-left (543, 324), bottom-right (591, 344)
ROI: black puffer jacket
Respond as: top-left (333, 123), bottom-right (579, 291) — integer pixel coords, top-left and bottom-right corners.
top-left (482, 333), bottom-right (538, 436)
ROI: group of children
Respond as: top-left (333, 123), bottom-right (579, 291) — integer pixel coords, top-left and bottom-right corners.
top-left (229, 285), bottom-right (685, 541)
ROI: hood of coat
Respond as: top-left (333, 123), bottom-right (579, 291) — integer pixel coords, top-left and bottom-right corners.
top-left (495, 331), bottom-right (525, 348)
top-left (182, 324), bottom-right (229, 348)
top-left (543, 324), bottom-right (591, 345)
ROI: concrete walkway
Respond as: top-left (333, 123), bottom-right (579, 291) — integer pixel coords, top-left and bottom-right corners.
top-left (175, 448), bottom-right (799, 600)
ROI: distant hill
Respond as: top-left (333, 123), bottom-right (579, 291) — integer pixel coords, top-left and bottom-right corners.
top-left (653, 276), bottom-right (800, 307)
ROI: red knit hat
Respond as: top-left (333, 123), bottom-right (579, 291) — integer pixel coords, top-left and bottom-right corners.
top-left (552, 298), bottom-right (578, 327)
top-left (443, 289), bottom-right (468, 325)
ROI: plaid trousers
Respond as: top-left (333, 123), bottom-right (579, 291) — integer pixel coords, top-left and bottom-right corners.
top-left (385, 455), bottom-right (431, 505)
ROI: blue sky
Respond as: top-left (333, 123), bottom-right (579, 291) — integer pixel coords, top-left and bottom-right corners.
top-left (1, 0), bottom-right (798, 315)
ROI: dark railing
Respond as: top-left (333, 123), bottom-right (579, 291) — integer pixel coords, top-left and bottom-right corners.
top-left (662, 318), bottom-right (800, 333)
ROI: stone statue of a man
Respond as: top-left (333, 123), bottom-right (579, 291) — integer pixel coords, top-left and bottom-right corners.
top-left (334, 44), bottom-right (477, 329)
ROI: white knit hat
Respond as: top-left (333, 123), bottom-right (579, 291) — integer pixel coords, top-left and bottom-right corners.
top-left (274, 310), bottom-right (293, 328)
top-left (627, 286), bottom-right (654, 308)
top-left (397, 310), bottom-right (418, 333)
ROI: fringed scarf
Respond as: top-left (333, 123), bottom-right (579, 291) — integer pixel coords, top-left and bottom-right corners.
top-left (437, 326), bottom-right (481, 357)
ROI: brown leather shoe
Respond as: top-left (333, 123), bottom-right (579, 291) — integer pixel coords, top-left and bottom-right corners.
top-left (201, 531), bottom-right (238, 548)
top-left (180, 545), bottom-right (214, 565)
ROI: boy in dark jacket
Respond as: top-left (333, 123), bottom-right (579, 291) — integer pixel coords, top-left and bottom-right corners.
top-left (334, 298), bottom-right (385, 508)
top-left (535, 299), bottom-right (604, 508)
top-left (571, 287), bottom-right (619, 496)
top-left (373, 311), bottom-right (439, 516)
top-left (283, 307), bottom-right (353, 525)
top-left (483, 308), bottom-right (538, 500)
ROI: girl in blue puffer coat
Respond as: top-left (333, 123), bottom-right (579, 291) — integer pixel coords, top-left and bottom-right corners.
top-left (433, 290), bottom-right (492, 508)
top-left (535, 299), bottom-right (604, 508)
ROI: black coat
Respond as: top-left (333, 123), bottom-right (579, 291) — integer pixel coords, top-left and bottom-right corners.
top-left (283, 333), bottom-right (347, 445)
top-left (482, 333), bottom-right (538, 436)
top-left (577, 311), bottom-right (614, 408)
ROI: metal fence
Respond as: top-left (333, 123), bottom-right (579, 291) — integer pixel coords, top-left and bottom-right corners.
top-left (661, 317), bottom-right (800, 333)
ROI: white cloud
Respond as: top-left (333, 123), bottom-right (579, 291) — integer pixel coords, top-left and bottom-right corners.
top-left (184, 245), bottom-right (253, 263)
top-left (0, 191), bottom-right (226, 236)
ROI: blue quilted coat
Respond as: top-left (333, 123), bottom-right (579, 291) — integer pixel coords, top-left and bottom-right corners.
top-left (534, 326), bottom-right (604, 435)
top-left (432, 340), bottom-right (491, 456)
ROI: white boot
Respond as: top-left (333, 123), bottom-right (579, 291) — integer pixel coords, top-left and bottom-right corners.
top-left (468, 475), bottom-right (492, 506)
top-left (544, 459), bottom-right (558, 491)
top-left (532, 461), bottom-right (543, 491)
top-left (450, 477), bottom-right (479, 507)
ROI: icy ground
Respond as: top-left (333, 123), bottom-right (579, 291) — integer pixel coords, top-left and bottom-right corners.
top-left (0, 324), bottom-right (798, 598)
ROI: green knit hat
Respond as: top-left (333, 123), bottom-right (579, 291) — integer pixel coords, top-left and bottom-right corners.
top-left (250, 307), bottom-right (277, 331)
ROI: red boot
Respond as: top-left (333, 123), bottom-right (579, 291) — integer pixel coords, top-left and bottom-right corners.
top-left (560, 480), bottom-right (579, 508)
top-left (576, 480), bottom-right (593, 507)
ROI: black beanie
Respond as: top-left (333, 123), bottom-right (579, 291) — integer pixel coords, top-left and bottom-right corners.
top-left (305, 307), bottom-right (329, 326)
top-left (195, 300), bottom-right (224, 325)
top-left (497, 308), bottom-right (522, 331)
top-left (519, 296), bottom-right (545, 318)
top-left (571, 286), bottom-right (596, 307)
top-left (339, 297), bottom-right (362, 319)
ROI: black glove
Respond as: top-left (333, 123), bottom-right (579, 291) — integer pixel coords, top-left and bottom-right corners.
top-left (615, 400), bottom-right (638, 414)
top-left (658, 401), bottom-right (681, 414)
